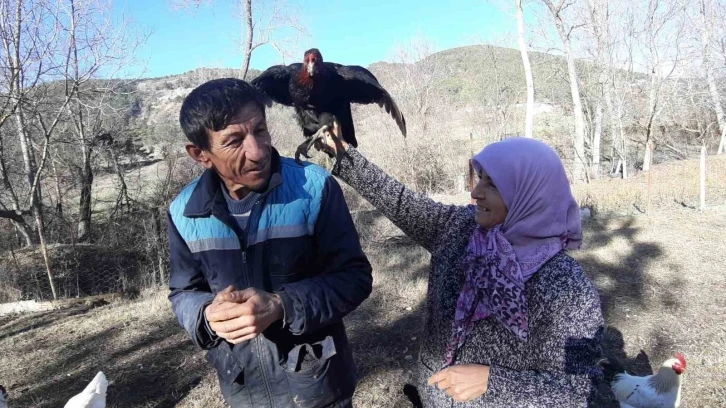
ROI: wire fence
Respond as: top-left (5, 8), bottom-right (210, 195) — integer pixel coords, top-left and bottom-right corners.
top-left (0, 208), bottom-right (170, 303)
top-left (569, 149), bottom-right (726, 215)
top-left (459, 145), bottom-right (726, 215)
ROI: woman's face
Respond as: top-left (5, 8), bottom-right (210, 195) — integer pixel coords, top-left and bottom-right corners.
top-left (471, 167), bottom-right (508, 229)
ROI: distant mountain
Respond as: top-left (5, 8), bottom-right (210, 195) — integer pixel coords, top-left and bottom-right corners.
top-left (370, 45), bottom-right (573, 105)
top-left (111, 44), bottom-right (652, 152)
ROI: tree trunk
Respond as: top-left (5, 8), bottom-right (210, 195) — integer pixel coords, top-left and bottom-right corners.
top-left (50, 153), bottom-right (63, 214)
top-left (151, 209), bottom-right (165, 285)
top-left (240, 0), bottom-right (253, 80)
top-left (0, 136), bottom-right (33, 246)
top-left (611, 90), bottom-right (628, 179)
top-left (603, 78), bottom-right (622, 177)
top-left (643, 72), bottom-right (659, 172)
top-left (108, 144), bottom-right (132, 211)
top-left (34, 210), bottom-right (57, 300)
top-left (0, 210), bottom-right (34, 246)
top-left (587, 0), bottom-right (608, 179)
top-left (76, 127), bottom-right (94, 241)
top-left (643, 139), bottom-right (652, 171)
top-left (516, 0), bottom-right (535, 138)
top-left (15, 110), bottom-right (42, 205)
top-left (65, 0), bottom-right (94, 242)
top-left (9, 2), bottom-right (46, 247)
top-left (620, 114), bottom-right (628, 179)
top-left (77, 148), bottom-right (93, 241)
top-left (592, 98), bottom-right (602, 178)
top-left (12, 219), bottom-right (34, 247)
top-left (552, 17), bottom-right (587, 181)
top-left (15, 110), bottom-right (48, 243)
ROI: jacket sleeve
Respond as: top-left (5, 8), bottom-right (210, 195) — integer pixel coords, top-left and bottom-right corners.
top-left (276, 175), bottom-right (373, 335)
top-left (332, 146), bottom-right (468, 253)
top-left (166, 211), bottom-right (221, 350)
top-left (481, 272), bottom-right (604, 407)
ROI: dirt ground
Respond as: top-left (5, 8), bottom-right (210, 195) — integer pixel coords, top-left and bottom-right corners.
top-left (1, 206), bottom-right (725, 407)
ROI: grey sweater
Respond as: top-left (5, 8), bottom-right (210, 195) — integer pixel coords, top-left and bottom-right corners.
top-left (333, 147), bottom-right (606, 407)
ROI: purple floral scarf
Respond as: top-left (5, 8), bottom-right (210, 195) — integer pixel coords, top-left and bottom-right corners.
top-left (443, 137), bottom-right (582, 368)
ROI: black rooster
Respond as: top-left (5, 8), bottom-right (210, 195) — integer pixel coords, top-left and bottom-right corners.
top-left (251, 48), bottom-right (406, 163)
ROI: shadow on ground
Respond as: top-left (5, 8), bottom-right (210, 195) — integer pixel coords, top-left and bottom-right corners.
top-left (0, 304), bottom-right (209, 408)
top-left (345, 214), bottom-right (678, 407)
top-left (576, 216), bottom-right (683, 406)
top-left (1, 213), bottom-right (683, 408)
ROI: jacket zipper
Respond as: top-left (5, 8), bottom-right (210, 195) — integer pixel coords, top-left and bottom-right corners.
top-left (245, 199), bottom-right (274, 408)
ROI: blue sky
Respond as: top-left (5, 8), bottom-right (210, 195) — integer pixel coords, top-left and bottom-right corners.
top-left (114, 0), bottom-right (529, 78)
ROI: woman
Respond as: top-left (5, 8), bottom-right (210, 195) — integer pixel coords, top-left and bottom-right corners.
top-left (321, 131), bottom-right (605, 407)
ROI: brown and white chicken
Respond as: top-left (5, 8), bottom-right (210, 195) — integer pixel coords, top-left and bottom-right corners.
top-left (611, 353), bottom-right (686, 408)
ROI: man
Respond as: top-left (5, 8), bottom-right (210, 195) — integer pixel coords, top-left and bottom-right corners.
top-left (167, 78), bottom-right (372, 408)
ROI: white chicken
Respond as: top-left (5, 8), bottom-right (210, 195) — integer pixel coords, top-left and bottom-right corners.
top-left (0, 385), bottom-right (8, 408)
top-left (611, 353), bottom-right (686, 408)
top-left (63, 371), bottom-right (108, 408)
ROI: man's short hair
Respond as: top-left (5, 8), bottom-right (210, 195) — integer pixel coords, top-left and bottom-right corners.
top-left (179, 77), bottom-right (267, 151)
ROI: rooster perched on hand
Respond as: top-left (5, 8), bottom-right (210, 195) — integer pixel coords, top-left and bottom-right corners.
top-left (611, 353), bottom-right (686, 408)
top-left (251, 48), bottom-right (406, 163)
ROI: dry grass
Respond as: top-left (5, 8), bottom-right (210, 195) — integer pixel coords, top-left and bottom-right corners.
top-left (1, 202), bottom-right (725, 407)
top-left (572, 154), bottom-right (726, 215)
top-left (579, 209), bottom-right (726, 407)
top-left (431, 153), bottom-right (726, 215)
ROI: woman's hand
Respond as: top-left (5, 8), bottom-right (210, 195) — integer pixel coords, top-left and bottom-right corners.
top-left (428, 364), bottom-right (490, 402)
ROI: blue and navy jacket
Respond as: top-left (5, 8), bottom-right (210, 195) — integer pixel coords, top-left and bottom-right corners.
top-left (167, 149), bottom-right (372, 408)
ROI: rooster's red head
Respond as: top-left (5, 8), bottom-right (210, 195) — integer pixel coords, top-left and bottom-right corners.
top-left (672, 352), bottom-right (687, 375)
top-left (302, 48), bottom-right (324, 77)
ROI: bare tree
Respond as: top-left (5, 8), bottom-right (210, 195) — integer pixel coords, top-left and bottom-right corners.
top-left (694, 0), bottom-right (726, 154)
top-left (0, 0), bottom-right (144, 297)
top-left (634, 0), bottom-right (684, 171)
top-left (573, 0), bottom-right (638, 179)
top-left (516, 0), bottom-right (535, 138)
top-left (61, 0), bottom-right (145, 241)
top-left (485, 44), bottom-right (518, 139)
top-left (170, 0), bottom-right (307, 80)
top-left (0, 85), bottom-right (33, 244)
top-left (583, 0), bottom-right (611, 178)
top-left (0, 0), bottom-right (79, 298)
top-left (238, 0), bottom-right (307, 79)
top-left (609, 3), bottom-right (640, 179)
top-left (0, 0), bottom-right (51, 246)
top-left (711, 2), bottom-right (726, 153)
top-left (385, 34), bottom-right (444, 133)
top-left (539, 0), bottom-right (587, 181)
top-left (240, 0), bottom-right (253, 79)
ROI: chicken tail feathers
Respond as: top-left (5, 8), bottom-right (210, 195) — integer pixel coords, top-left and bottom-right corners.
top-left (86, 371), bottom-right (108, 396)
top-left (64, 371), bottom-right (108, 408)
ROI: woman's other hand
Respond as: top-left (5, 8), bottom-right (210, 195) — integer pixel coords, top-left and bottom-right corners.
top-left (428, 364), bottom-right (490, 402)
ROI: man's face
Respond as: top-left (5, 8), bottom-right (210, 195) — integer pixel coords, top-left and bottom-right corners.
top-left (187, 102), bottom-right (272, 196)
